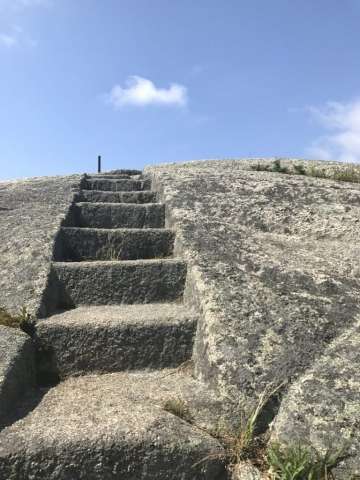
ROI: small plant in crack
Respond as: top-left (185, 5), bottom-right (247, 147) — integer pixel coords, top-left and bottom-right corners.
top-left (267, 442), bottom-right (349, 479)
top-left (0, 305), bottom-right (35, 336)
top-left (163, 397), bottom-right (193, 423)
top-left (194, 382), bottom-right (284, 473)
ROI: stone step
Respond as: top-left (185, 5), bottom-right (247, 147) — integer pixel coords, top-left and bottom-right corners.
top-left (84, 178), bottom-right (144, 192)
top-left (50, 259), bottom-right (187, 307)
top-left (87, 174), bottom-right (131, 179)
top-left (67, 203), bottom-right (165, 229)
top-left (74, 190), bottom-right (157, 204)
top-left (102, 169), bottom-right (142, 176)
top-left (0, 371), bottom-right (225, 479)
top-left (36, 304), bottom-right (197, 378)
top-left (55, 227), bottom-right (175, 261)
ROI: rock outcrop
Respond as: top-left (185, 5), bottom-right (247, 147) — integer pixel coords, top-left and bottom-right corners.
top-left (0, 159), bottom-right (359, 478)
top-left (146, 158), bottom-right (360, 476)
top-left (0, 175), bottom-right (81, 317)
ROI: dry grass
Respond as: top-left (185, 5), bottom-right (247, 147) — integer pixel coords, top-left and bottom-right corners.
top-left (194, 383), bottom-right (284, 473)
top-left (0, 306), bottom-right (34, 335)
top-left (0, 306), bottom-right (22, 328)
top-left (192, 381), bottom-right (350, 479)
top-left (251, 160), bottom-right (360, 184)
top-left (163, 397), bottom-right (193, 423)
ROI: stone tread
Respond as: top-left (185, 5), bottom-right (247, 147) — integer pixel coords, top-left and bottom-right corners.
top-left (53, 258), bottom-right (186, 268)
top-left (0, 371), bottom-right (226, 479)
top-left (41, 303), bottom-right (196, 326)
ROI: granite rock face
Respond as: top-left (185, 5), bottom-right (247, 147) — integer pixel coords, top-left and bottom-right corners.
top-left (0, 326), bottom-right (35, 427)
top-left (0, 175), bottom-right (81, 317)
top-left (146, 158), bottom-right (360, 475)
top-left (271, 316), bottom-right (360, 478)
top-left (231, 462), bottom-right (262, 480)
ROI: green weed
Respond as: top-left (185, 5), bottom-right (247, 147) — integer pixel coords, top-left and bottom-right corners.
top-left (267, 443), bottom-right (348, 480)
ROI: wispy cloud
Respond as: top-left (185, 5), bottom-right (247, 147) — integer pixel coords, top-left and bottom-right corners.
top-left (0, 24), bottom-right (36, 48)
top-left (0, 32), bottom-right (17, 47)
top-left (0, 0), bottom-right (50, 48)
top-left (306, 99), bottom-right (360, 163)
top-left (0, 0), bottom-right (50, 11)
top-left (106, 76), bottom-right (188, 109)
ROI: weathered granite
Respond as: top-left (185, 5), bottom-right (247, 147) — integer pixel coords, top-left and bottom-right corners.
top-left (54, 227), bottom-right (175, 261)
top-left (231, 462), bottom-right (262, 480)
top-left (66, 202), bottom-right (165, 229)
top-left (49, 259), bottom-right (187, 307)
top-left (271, 315), bottom-right (360, 479)
top-left (0, 326), bottom-right (35, 427)
top-left (0, 370), bottom-right (226, 479)
top-left (36, 304), bottom-right (197, 377)
top-left (0, 174), bottom-right (81, 317)
top-left (145, 159), bottom-right (360, 451)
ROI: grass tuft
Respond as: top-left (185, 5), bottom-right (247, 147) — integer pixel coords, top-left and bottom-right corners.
top-left (0, 306), bottom-right (35, 335)
top-left (267, 442), bottom-right (348, 480)
top-left (250, 160), bottom-right (360, 184)
top-left (194, 383), bottom-right (284, 473)
top-left (163, 397), bottom-right (193, 423)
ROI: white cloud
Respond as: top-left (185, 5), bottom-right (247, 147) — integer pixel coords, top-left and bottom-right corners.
top-left (106, 76), bottom-right (188, 109)
top-left (306, 99), bottom-right (360, 163)
top-left (0, 32), bottom-right (17, 47)
top-left (0, 25), bottom-right (36, 48)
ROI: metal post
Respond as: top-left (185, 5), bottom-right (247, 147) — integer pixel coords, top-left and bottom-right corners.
top-left (98, 155), bottom-right (101, 173)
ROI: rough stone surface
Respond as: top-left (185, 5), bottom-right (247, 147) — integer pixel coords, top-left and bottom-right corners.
top-left (0, 175), bottom-right (81, 316)
top-left (55, 227), bottom-right (175, 261)
top-left (50, 259), bottom-right (187, 306)
top-left (0, 326), bottom-right (35, 427)
top-left (0, 370), bottom-right (227, 479)
top-left (75, 190), bottom-right (157, 204)
top-left (3, 159), bottom-right (360, 478)
top-left (145, 158), bottom-right (360, 477)
top-left (36, 304), bottom-right (197, 377)
top-left (231, 463), bottom-right (262, 480)
top-left (68, 202), bottom-right (165, 228)
top-left (271, 316), bottom-right (360, 479)
top-left (85, 178), bottom-right (143, 191)
top-left (146, 159), bottom-right (360, 393)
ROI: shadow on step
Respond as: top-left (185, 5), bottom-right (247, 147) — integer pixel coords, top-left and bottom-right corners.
top-left (0, 385), bottom-right (51, 431)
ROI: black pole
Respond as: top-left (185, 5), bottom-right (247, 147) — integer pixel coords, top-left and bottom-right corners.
top-left (98, 155), bottom-right (101, 173)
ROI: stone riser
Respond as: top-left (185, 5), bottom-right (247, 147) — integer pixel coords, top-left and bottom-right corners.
top-left (66, 203), bottom-right (165, 229)
top-left (37, 307), bottom-right (196, 378)
top-left (84, 179), bottom-right (144, 191)
top-left (50, 260), bottom-right (187, 307)
top-left (55, 227), bottom-right (175, 261)
top-left (74, 190), bottom-right (157, 204)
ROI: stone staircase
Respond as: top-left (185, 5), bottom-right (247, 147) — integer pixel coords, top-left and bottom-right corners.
top-left (0, 171), bottom-right (226, 480)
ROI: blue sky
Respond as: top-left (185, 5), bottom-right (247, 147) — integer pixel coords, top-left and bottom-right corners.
top-left (1, 0), bottom-right (360, 179)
